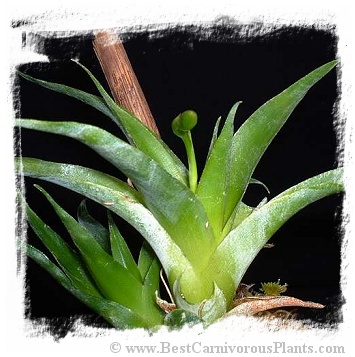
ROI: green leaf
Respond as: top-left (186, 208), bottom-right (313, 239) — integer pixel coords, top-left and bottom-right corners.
top-left (26, 244), bottom-right (151, 329)
top-left (18, 72), bottom-right (115, 119)
top-left (206, 117), bottom-right (221, 160)
top-left (164, 309), bottom-right (202, 330)
top-left (25, 200), bottom-right (102, 297)
top-left (16, 157), bottom-right (190, 283)
top-left (107, 211), bottom-right (141, 282)
top-left (77, 200), bottom-right (111, 255)
top-left (196, 102), bottom-right (242, 238)
top-left (73, 62), bottom-right (189, 185)
top-left (139, 243), bottom-right (160, 294)
top-left (222, 201), bottom-right (254, 236)
top-left (35, 185), bottom-right (146, 313)
top-left (19, 70), bottom-right (189, 186)
top-left (72, 290), bottom-right (153, 330)
top-left (107, 217), bottom-right (164, 326)
top-left (223, 60), bottom-right (338, 224)
top-left (16, 120), bottom-right (215, 269)
top-left (139, 243), bottom-right (163, 323)
top-left (221, 178), bottom-right (269, 235)
top-left (142, 253), bottom-right (160, 297)
top-left (26, 243), bottom-right (77, 292)
top-left (173, 280), bottom-right (227, 323)
top-left (209, 168), bottom-right (344, 303)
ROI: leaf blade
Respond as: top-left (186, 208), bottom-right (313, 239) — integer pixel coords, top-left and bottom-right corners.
top-left (35, 185), bottom-right (145, 312)
top-left (196, 102), bottom-right (242, 238)
top-left (209, 168), bottom-right (344, 303)
top-left (26, 244), bottom-right (153, 329)
top-left (73, 63), bottom-right (189, 185)
top-left (139, 243), bottom-right (163, 322)
top-left (19, 69), bottom-right (189, 185)
top-left (18, 72), bottom-right (115, 119)
top-left (16, 157), bottom-right (190, 283)
top-left (16, 119), bottom-right (215, 269)
top-left (25, 201), bottom-right (102, 297)
top-left (107, 211), bottom-right (141, 282)
top-left (224, 61), bottom-right (338, 224)
top-left (77, 200), bottom-right (111, 255)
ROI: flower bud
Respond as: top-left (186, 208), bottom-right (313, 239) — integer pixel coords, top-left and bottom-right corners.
top-left (172, 110), bottom-right (198, 137)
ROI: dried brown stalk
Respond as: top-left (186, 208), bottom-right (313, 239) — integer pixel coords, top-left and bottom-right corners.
top-left (93, 30), bottom-right (160, 136)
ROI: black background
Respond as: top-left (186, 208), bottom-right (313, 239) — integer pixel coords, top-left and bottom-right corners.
top-left (16, 22), bottom-right (343, 335)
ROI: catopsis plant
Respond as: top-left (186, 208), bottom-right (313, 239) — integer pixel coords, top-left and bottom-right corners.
top-left (16, 57), bottom-right (343, 330)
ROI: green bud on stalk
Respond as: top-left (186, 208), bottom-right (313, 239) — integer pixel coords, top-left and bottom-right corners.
top-left (172, 110), bottom-right (199, 192)
top-left (172, 110), bottom-right (198, 136)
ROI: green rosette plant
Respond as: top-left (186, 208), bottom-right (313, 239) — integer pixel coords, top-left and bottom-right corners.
top-left (16, 59), bottom-right (344, 329)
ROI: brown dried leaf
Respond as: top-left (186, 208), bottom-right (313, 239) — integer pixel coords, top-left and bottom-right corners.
top-left (155, 293), bottom-right (176, 313)
top-left (228, 295), bottom-right (324, 316)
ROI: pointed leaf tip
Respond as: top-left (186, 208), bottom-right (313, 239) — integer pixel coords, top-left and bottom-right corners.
top-left (223, 60), bottom-right (338, 223)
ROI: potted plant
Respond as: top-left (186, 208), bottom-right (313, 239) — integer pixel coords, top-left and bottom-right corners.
top-left (16, 28), bottom-right (343, 332)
